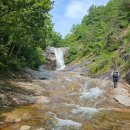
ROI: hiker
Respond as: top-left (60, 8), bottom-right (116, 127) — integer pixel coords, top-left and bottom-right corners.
top-left (111, 69), bottom-right (120, 88)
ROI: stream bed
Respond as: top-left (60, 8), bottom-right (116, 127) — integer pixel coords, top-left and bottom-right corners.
top-left (0, 71), bottom-right (130, 130)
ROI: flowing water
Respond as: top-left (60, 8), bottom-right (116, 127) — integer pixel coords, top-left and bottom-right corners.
top-left (0, 71), bottom-right (130, 130)
top-left (0, 49), bottom-right (130, 130)
top-left (54, 48), bottom-right (66, 70)
top-left (48, 47), bottom-right (67, 70)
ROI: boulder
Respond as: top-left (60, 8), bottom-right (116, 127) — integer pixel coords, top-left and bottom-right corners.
top-left (45, 48), bottom-right (56, 70)
top-left (20, 126), bottom-right (31, 130)
top-left (114, 86), bottom-right (130, 106)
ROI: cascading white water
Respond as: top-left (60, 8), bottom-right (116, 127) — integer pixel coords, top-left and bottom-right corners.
top-left (47, 46), bottom-right (68, 70)
top-left (54, 48), bottom-right (66, 70)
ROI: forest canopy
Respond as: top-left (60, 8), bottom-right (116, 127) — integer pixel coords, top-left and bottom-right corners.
top-left (63, 0), bottom-right (130, 74)
top-left (0, 0), bottom-right (130, 73)
top-left (0, 0), bottom-right (63, 70)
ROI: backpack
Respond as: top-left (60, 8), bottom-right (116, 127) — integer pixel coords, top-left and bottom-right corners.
top-left (113, 71), bottom-right (118, 78)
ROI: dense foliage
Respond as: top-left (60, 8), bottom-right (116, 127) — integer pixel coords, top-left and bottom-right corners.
top-left (0, 0), bottom-right (63, 71)
top-left (0, 0), bottom-right (129, 74)
top-left (64, 0), bottom-right (130, 74)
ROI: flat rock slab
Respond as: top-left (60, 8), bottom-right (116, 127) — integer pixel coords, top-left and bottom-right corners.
top-left (20, 126), bottom-right (31, 130)
top-left (114, 85), bottom-right (130, 107)
top-left (32, 96), bottom-right (50, 104)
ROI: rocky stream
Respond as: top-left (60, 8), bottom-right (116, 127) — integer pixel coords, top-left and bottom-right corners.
top-left (0, 47), bottom-right (130, 130)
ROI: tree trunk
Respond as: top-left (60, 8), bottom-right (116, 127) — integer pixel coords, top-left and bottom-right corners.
top-left (8, 44), bottom-right (16, 57)
top-left (16, 44), bottom-right (22, 58)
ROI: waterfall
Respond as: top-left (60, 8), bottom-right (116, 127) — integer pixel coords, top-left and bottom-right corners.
top-left (54, 48), bottom-right (66, 70)
top-left (46, 46), bottom-right (68, 71)
top-left (47, 47), bottom-right (69, 70)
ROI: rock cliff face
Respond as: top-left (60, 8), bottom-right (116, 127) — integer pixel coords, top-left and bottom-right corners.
top-left (45, 48), bottom-right (56, 70)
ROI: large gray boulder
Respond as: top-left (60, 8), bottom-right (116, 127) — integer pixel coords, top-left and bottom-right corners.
top-left (45, 47), bottom-right (56, 70)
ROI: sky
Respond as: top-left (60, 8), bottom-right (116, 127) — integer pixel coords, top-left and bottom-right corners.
top-left (50, 0), bottom-right (110, 38)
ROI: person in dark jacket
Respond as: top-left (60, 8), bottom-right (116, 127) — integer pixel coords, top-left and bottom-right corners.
top-left (111, 69), bottom-right (120, 88)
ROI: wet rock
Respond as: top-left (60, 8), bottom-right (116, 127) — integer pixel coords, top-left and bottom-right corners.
top-left (87, 81), bottom-right (98, 88)
top-left (32, 96), bottom-right (50, 104)
top-left (20, 125), bottom-right (31, 130)
top-left (37, 128), bottom-right (45, 130)
top-left (25, 66), bottom-right (56, 80)
top-left (0, 81), bottom-right (36, 107)
top-left (0, 121), bottom-right (4, 125)
top-left (4, 115), bottom-right (19, 123)
top-left (0, 94), bottom-right (6, 100)
top-left (15, 118), bottom-right (21, 122)
top-left (0, 94), bottom-right (12, 107)
top-left (4, 117), bottom-right (21, 123)
top-left (67, 64), bottom-right (82, 71)
top-left (114, 86), bottom-right (130, 107)
top-left (45, 47), bottom-right (56, 70)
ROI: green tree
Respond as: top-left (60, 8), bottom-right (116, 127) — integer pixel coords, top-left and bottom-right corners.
top-left (0, 0), bottom-right (53, 70)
